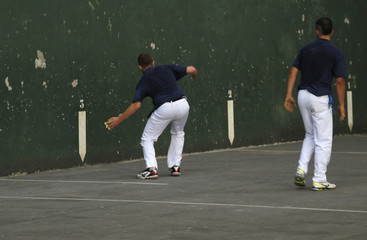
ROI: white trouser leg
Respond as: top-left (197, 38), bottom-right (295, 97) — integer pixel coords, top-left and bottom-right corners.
top-left (141, 99), bottom-right (189, 169)
top-left (141, 112), bottom-right (171, 169)
top-left (297, 90), bottom-right (315, 174)
top-left (167, 101), bottom-right (189, 168)
top-left (297, 90), bottom-right (332, 182)
top-left (311, 94), bottom-right (333, 183)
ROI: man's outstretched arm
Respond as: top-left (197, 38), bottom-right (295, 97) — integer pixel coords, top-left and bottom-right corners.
top-left (105, 102), bottom-right (141, 130)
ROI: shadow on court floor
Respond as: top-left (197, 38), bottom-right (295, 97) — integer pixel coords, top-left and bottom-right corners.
top-left (1, 134), bottom-right (366, 240)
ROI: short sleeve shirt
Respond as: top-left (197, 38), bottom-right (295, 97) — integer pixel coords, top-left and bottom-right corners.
top-left (293, 38), bottom-right (347, 96)
top-left (132, 65), bottom-right (187, 109)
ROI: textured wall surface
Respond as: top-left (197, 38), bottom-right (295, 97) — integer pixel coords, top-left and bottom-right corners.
top-left (1, 0), bottom-right (366, 176)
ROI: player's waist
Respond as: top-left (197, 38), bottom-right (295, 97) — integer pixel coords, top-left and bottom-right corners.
top-left (170, 96), bottom-right (186, 102)
top-left (153, 96), bottom-right (186, 110)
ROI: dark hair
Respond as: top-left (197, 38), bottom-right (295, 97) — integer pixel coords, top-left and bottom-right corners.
top-left (137, 53), bottom-right (153, 68)
top-left (316, 17), bottom-right (333, 35)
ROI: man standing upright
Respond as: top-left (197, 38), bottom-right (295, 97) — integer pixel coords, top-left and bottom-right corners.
top-left (106, 53), bottom-right (197, 179)
top-left (284, 17), bottom-right (346, 191)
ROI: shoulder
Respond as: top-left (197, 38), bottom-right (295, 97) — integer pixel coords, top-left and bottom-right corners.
top-left (160, 64), bottom-right (179, 69)
top-left (331, 43), bottom-right (344, 55)
top-left (299, 40), bottom-right (318, 52)
top-left (136, 74), bottom-right (148, 87)
top-left (325, 41), bottom-right (344, 58)
top-left (148, 65), bottom-right (170, 72)
top-left (165, 64), bottom-right (187, 72)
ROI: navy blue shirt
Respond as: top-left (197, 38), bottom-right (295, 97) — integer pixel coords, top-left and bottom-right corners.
top-left (293, 38), bottom-right (347, 96)
top-left (132, 64), bottom-right (187, 109)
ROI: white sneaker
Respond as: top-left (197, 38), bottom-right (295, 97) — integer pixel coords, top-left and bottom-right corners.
top-left (312, 181), bottom-right (336, 191)
top-left (295, 168), bottom-right (306, 187)
top-left (136, 168), bottom-right (159, 180)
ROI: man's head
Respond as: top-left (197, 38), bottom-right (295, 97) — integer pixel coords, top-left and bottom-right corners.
top-left (138, 53), bottom-right (154, 72)
top-left (316, 17), bottom-right (334, 37)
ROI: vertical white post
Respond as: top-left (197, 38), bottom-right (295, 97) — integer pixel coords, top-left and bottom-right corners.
top-left (227, 90), bottom-right (234, 145)
top-left (78, 111), bottom-right (86, 162)
top-left (347, 82), bottom-right (353, 132)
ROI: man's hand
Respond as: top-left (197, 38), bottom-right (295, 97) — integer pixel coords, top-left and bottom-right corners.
top-left (186, 66), bottom-right (197, 81)
top-left (105, 117), bottom-right (120, 130)
top-left (284, 97), bottom-right (297, 112)
top-left (190, 74), bottom-right (197, 81)
top-left (338, 105), bottom-right (346, 121)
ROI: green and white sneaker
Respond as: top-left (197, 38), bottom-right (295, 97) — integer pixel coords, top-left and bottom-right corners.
top-left (295, 168), bottom-right (306, 187)
top-left (312, 181), bottom-right (336, 191)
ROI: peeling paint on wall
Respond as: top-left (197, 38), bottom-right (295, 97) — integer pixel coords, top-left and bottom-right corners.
top-left (5, 77), bottom-right (12, 91)
top-left (72, 79), bottom-right (78, 88)
top-left (35, 50), bottom-right (46, 69)
top-left (21, 81), bottom-right (24, 94)
top-left (107, 17), bottom-right (112, 32)
top-left (150, 42), bottom-right (156, 50)
top-left (296, 28), bottom-right (304, 41)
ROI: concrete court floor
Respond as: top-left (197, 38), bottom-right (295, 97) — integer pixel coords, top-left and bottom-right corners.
top-left (0, 134), bottom-right (366, 240)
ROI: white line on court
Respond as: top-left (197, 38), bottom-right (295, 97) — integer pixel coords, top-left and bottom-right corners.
top-left (241, 149), bottom-right (299, 153)
top-left (241, 149), bottom-right (367, 154)
top-left (0, 196), bottom-right (366, 214)
top-left (0, 179), bottom-right (167, 186)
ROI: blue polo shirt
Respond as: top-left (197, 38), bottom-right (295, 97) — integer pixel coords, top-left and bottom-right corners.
top-left (132, 64), bottom-right (187, 109)
top-left (293, 38), bottom-right (347, 96)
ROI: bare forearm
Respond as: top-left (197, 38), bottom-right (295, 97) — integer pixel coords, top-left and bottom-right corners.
top-left (284, 67), bottom-right (298, 112)
top-left (117, 102), bottom-right (141, 123)
top-left (336, 77), bottom-right (345, 107)
top-left (336, 77), bottom-right (346, 121)
top-left (286, 67), bottom-right (298, 98)
top-left (106, 102), bottom-right (141, 130)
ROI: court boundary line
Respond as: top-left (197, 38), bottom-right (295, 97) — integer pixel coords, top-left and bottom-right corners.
top-left (0, 179), bottom-right (168, 186)
top-left (0, 196), bottom-right (366, 214)
top-left (240, 149), bottom-right (367, 154)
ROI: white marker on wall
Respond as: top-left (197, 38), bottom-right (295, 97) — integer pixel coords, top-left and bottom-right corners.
top-left (347, 82), bottom-right (353, 132)
top-left (227, 90), bottom-right (235, 145)
top-left (78, 111), bottom-right (87, 162)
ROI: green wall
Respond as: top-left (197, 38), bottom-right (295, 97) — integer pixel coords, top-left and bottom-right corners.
top-left (1, 0), bottom-right (366, 176)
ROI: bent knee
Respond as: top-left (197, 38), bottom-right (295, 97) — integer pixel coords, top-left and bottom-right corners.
top-left (141, 137), bottom-right (158, 145)
top-left (170, 130), bottom-right (185, 138)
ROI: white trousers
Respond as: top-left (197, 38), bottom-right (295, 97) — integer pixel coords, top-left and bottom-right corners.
top-left (141, 98), bottom-right (190, 169)
top-left (297, 90), bottom-right (333, 183)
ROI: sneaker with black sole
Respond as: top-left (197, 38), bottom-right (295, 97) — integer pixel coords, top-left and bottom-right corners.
top-left (170, 166), bottom-right (181, 176)
top-left (312, 181), bottom-right (336, 191)
top-left (136, 168), bottom-right (158, 179)
top-left (295, 168), bottom-right (306, 187)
